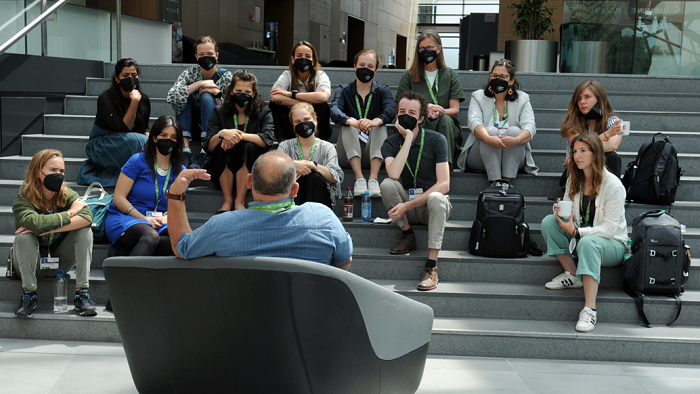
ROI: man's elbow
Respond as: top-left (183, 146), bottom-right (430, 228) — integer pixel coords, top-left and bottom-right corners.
top-left (334, 256), bottom-right (352, 270)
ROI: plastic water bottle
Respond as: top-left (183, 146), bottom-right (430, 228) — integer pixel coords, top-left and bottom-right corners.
top-left (624, 239), bottom-right (634, 261)
top-left (54, 269), bottom-right (67, 312)
top-left (361, 190), bottom-right (372, 222)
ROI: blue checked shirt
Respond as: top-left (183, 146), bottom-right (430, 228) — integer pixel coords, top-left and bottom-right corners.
top-left (177, 200), bottom-right (353, 265)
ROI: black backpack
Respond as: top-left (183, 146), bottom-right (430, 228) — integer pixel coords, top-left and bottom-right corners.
top-left (469, 180), bottom-right (542, 258)
top-left (622, 210), bottom-right (690, 327)
top-left (622, 133), bottom-right (681, 205)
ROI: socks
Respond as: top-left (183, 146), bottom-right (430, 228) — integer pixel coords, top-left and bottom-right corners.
top-left (402, 228), bottom-right (414, 237)
top-left (425, 259), bottom-right (437, 269)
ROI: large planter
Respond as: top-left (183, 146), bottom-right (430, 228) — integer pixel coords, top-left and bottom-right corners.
top-left (505, 40), bottom-right (558, 72)
top-left (560, 40), bottom-right (610, 74)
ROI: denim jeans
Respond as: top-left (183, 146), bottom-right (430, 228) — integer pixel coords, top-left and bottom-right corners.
top-left (177, 92), bottom-right (217, 139)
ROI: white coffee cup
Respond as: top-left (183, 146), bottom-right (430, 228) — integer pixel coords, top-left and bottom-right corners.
top-left (554, 200), bottom-right (573, 218)
top-left (620, 121), bottom-right (631, 136)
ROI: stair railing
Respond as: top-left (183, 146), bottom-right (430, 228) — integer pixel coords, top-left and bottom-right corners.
top-left (0, 0), bottom-right (68, 56)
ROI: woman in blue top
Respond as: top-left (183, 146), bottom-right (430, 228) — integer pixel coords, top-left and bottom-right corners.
top-left (105, 115), bottom-right (186, 256)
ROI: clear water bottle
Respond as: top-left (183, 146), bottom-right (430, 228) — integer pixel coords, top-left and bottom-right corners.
top-left (361, 190), bottom-right (372, 222)
top-left (624, 239), bottom-right (633, 261)
top-left (54, 269), bottom-right (67, 312)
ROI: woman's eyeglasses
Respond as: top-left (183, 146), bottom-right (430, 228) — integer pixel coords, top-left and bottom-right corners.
top-left (418, 45), bottom-right (437, 53)
top-left (490, 73), bottom-right (510, 80)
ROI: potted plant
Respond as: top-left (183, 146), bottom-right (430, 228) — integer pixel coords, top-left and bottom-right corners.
top-left (560, 0), bottom-right (616, 73)
top-left (505, 0), bottom-right (558, 72)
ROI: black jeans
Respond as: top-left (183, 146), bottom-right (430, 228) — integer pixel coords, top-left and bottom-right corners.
top-left (295, 171), bottom-right (332, 208)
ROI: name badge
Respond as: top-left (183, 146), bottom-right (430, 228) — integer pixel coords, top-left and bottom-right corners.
top-left (146, 211), bottom-right (164, 218)
top-left (408, 188), bottom-right (424, 201)
top-left (358, 130), bottom-right (369, 144)
top-left (40, 257), bottom-right (59, 270)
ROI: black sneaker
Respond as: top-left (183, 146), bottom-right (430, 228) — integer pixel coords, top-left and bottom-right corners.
top-left (15, 290), bottom-right (37, 318)
top-left (189, 151), bottom-right (209, 169)
top-left (74, 290), bottom-right (97, 316)
top-left (183, 151), bottom-right (192, 168)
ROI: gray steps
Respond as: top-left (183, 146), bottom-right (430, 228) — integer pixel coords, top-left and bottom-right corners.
top-left (373, 279), bottom-right (700, 326)
top-left (65, 96), bottom-right (174, 117)
top-left (428, 317), bottom-right (700, 364)
top-left (528, 129), bottom-right (700, 154)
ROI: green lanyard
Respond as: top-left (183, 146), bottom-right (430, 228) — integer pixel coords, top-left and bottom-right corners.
top-left (354, 93), bottom-right (373, 120)
top-left (580, 184), bottom-right (592, 227)
top-left (493, 102), bottom-right (509, 128)
top-left (400, 128), bottom-right (425, 188)
top-left (154, 164), bottom-right (172, 212)
top-left (297, 137), bottom-right (317, 161)
top-left (198, 66), bottom-right (218, 81)
top-left (424, 71), bottom-right (439, 104)
top-left (233, 114), bottom-right (249, 133)
top-left (248, 199), bottom-right (296, 213)
top-left (47, 232), bottom-right (55, 258)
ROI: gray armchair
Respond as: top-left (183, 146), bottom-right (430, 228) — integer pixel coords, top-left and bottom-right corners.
top-left (103, 256), bottom-right (434, 394)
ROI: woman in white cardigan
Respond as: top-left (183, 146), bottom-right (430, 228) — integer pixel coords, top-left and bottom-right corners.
top-left (541, 132), bottom-right (629, 333)
top-left (456, 59), bottom-right (538, 180)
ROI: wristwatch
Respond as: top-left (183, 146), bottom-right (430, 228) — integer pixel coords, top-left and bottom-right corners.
top-left (216, 131), bottom-right (222, 139)
top-left (166, 191), bottom-right (186, 201)
top-left (291, 90), bottom-right (299, 100)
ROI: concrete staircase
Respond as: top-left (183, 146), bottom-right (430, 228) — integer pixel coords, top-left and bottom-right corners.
top-left (1, 63), bottom-right (700, 364)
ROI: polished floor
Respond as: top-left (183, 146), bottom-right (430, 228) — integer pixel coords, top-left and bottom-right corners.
top-left (1, 338), bottom-right (699, 393)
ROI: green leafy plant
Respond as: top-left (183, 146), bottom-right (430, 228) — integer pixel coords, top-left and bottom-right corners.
top-left (569, 0), bottom-right (615, 41)
top-left (510, 0), bottom-right (555, 40)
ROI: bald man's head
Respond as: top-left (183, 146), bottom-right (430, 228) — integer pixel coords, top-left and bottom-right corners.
top-left (251, 151), bottom-right (296, 197)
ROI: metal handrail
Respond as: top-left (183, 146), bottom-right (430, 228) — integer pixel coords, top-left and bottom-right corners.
top-left (0, 0), bottom-right (42, 34)
top-left (0, 0), bottom-right (70, 56)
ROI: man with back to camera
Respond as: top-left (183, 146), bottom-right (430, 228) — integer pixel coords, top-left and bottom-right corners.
top-left (165, 151), bottom-right (353, 269)
top-left (380, 91), bottom-right (451, 291)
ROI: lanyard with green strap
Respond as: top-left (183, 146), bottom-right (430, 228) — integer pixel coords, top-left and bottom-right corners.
top-left (354, 93), bottom-right (373, 119)
top-left (424, 71), bottom-right (439, 104)
top-left (233, 114), bottom-right (249, 133)
top-left (399, 128), bottom-right (425, 189)
top-left (297, 137), bottom-right (317, 161)
top-left (580, 184), bottom-right (592, 227)
top-left (154, 164), bottom-right (172, 212)
top-left (248, 199), bottom-right (296, 214)
top-left (493, 102), bottom-right (509, 128)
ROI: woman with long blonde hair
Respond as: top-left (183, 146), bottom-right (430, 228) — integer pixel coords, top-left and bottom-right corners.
top-left (12, 149), bottom-right (97, 318)
top-left (269, 41), bottom-right (332, 141)
top-left (541, 133), bottom-right (629, 332)
top-left (395, 30), bottom-right (464, 167)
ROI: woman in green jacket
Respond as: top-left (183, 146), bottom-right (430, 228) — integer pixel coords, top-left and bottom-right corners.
top-left (11, 149), bottom-right (97, 318)
top-left (395, 29), bottom-right (465, 167)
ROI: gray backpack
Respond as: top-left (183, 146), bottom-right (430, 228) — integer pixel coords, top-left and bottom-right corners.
top-left (622, 210), bottom-right (690, 327)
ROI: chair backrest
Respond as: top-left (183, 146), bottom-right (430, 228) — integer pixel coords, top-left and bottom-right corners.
top-left (103, 255), bottom-right (433, 394)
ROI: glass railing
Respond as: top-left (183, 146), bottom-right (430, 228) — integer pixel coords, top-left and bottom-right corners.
top-left (561, 0), bottom-right (700, 76)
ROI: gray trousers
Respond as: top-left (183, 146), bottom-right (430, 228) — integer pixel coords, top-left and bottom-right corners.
top-left (12, 226), bottom-right (93, 291)
top-left (380, 178), bottom-right (452, 250)
top-left (466, 126), bottom-right (526, 181)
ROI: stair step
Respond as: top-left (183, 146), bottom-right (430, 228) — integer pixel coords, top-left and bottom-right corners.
top-left (370, 279), bottom-right (700, 326)
top-left (429, 317), bottom-right (700, 364)
top-left (64, 96), bottom-right (174, 117)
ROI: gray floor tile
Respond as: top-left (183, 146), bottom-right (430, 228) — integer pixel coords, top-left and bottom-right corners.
top-left (519, 372), bottom-right (651, 394)
top-left (0, 367), bottom-right (65, 394)
top-left (417, 368), bottom-right (532, 392)
top-left (617, 362), bottom-right (700, 379)
top-left (0, 351), bottom-right (74, 370)
top-left (631, 376), bottom-right (700, 394)
top-left (47, 355), bottom-right (137, 394)
top-left (76, 343), bottom-right (126, 357)
top-left (425, 355), bottom-right (516, 372)
top-left (0, 338), bottom-right (85, 354)
top-left (507, 358), bottom-right (627, 376)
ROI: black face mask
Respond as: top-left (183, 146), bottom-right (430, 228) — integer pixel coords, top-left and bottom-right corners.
top-left (294, 58), bottom-right (313, 73)
top-left (489, 78), bottom-right (509, 94)
top-left (355, 67), bottom-right (375, 83)
top-left (295, 121), bottom-right (316, 138)
top-left (119, 77), bottom-right (139, 92)
top-left (42, 172), bottom-right (64, 193)
top-left (585, 103), bottom-right (603, 120)
top-left (397, 114), bottom-right (418, 132)
top-left (197, 56), bottom-right (217, 71)
top-left (232, 93), bottom-right (253, 108)
top-left (156, 138), bottom-right (177, 156)
top-left (419, 50), bottom-right (438, 65)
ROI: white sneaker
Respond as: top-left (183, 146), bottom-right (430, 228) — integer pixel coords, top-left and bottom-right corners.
top-left (353, 178), bottom-right (367, 197)
top-left (367, 178), bottom-right (381, 197)
top-left (545, 271), bottom-right (583, 290)
top-left (576, 307), bottom-right (597, 332)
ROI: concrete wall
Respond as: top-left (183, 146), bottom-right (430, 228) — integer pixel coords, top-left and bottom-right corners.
top-left (181, 0), bottom-right (418, 67)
